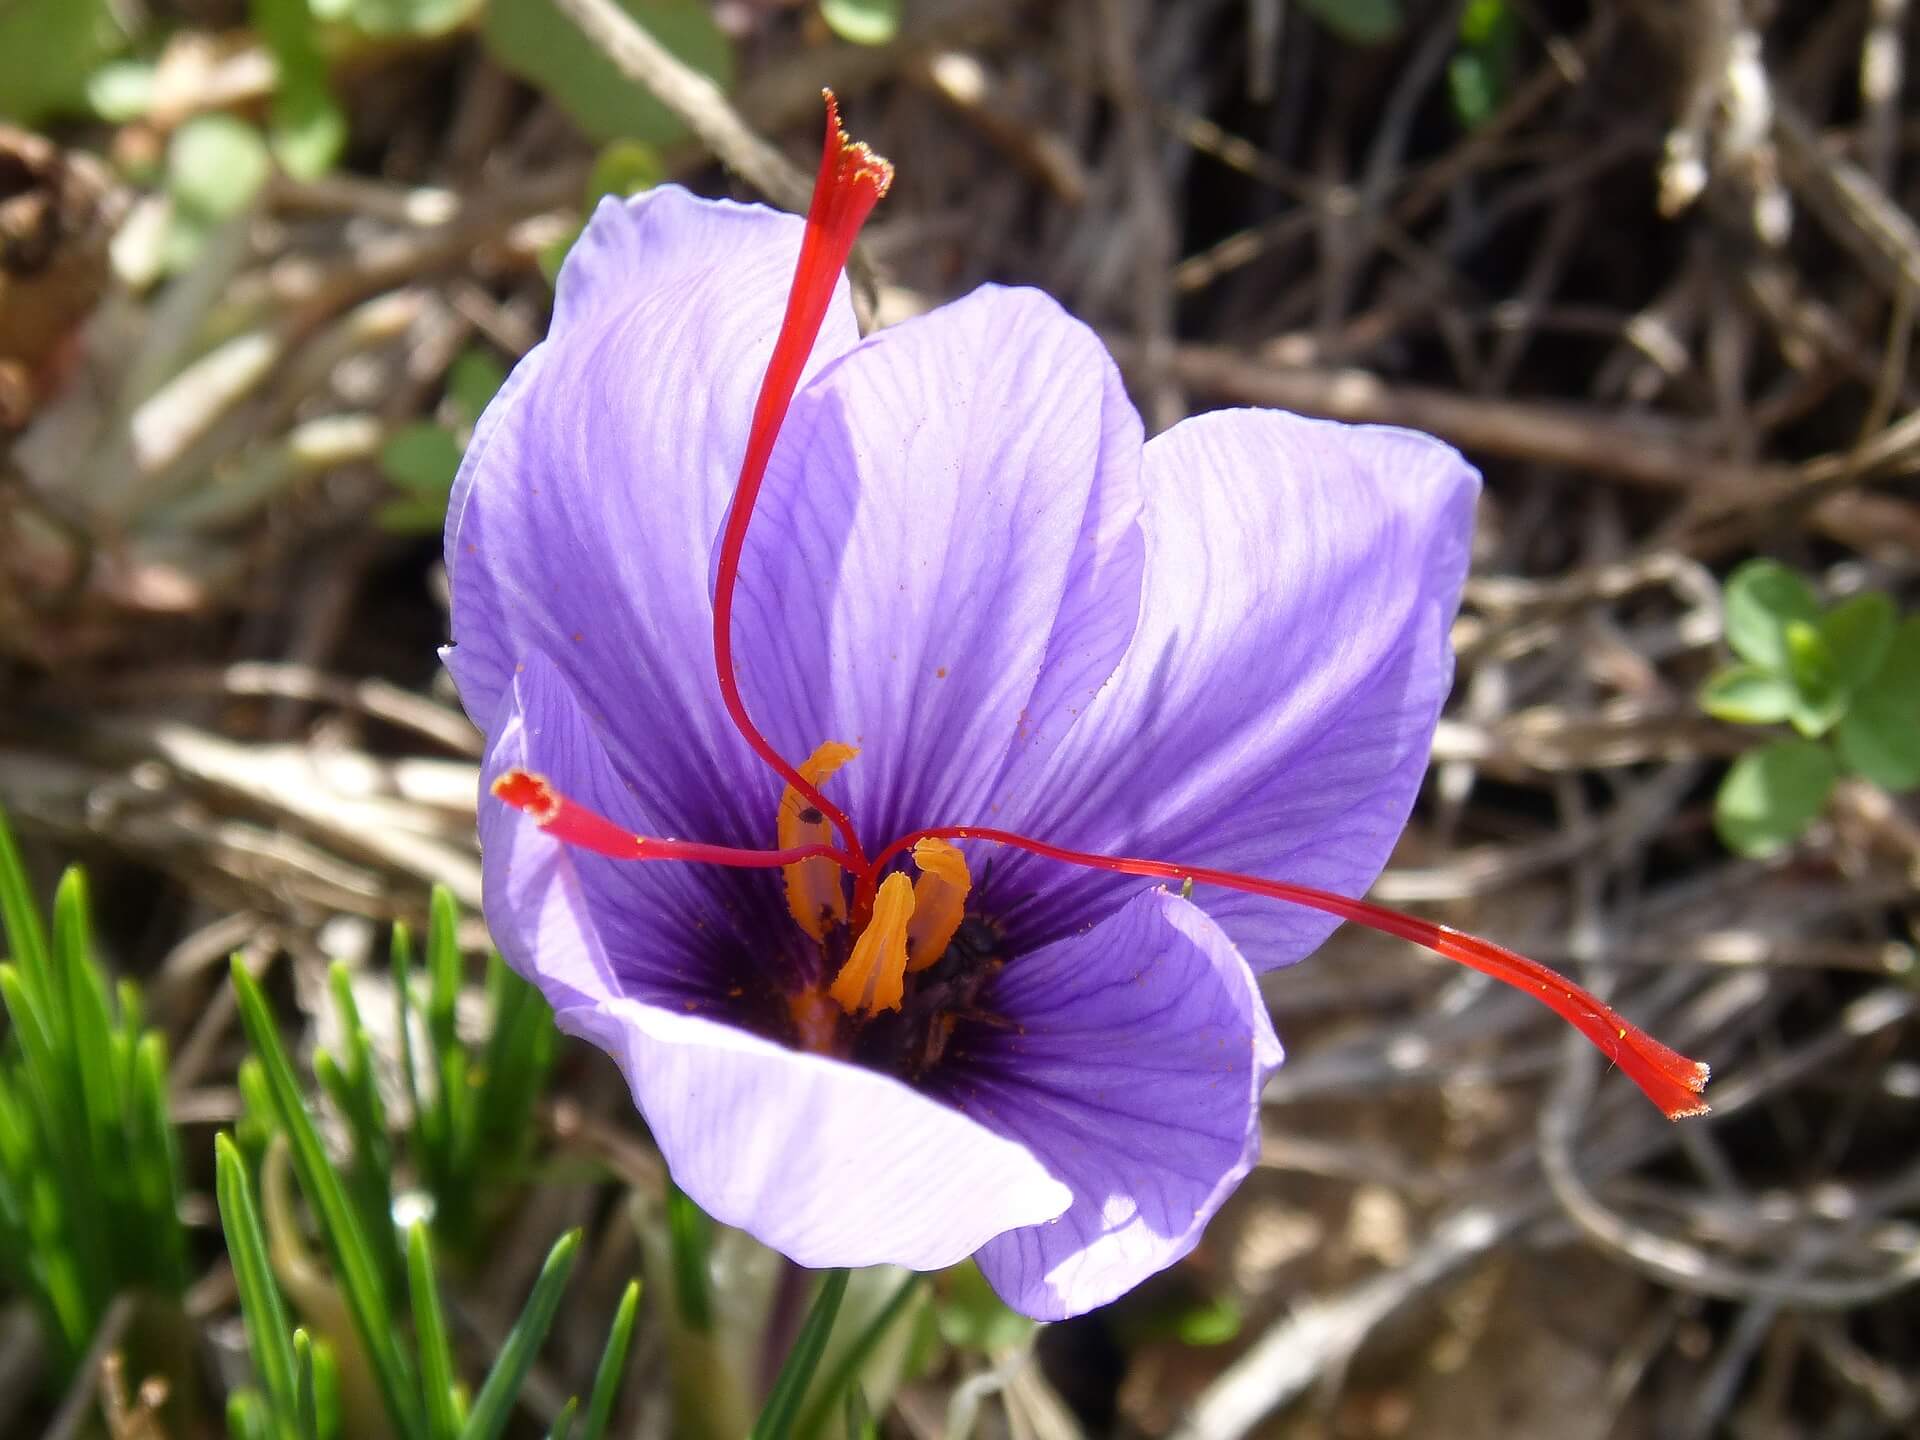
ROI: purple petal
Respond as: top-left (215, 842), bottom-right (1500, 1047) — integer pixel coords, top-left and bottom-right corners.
top-left (478, 648), bottom-right (773, 1014)
top-left (562, 998), bottom-right (1072, 1270)
top-left (954, 890), bottom-right (1281, 1320)
top-left (446, 186), bottom-right (861, 844)
top-left (728, 285), bottom-right (1145, 845)
top-left (995, 411), bottom-right (1479, 967)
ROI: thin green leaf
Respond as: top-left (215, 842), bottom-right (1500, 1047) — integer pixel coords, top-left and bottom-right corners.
top-left (132, 1032), bottom-right (189, 1291)
top-left (579, 1278), bottom-right (640, 1440)
top-left (845, 1384), bottom-right (874, 1440)
top-left (228, 1388), bottom-right (275, 1440)
top-left (545, 1398), bottom-right (578, 1440)
top-left (459, 1229), bottom-right (582, 1440)
top-left (410, 1222), bottom-right (463, 1440)
top-left (665, 1181), bottom-right (713, 1331)
top-left (751, 1269), bottom-right (851, 1440)
top-left (1714, 739), bottom-right (1839, 857)
top-left (0, 806), bottom-right (51, 992)
top-left (230, 957), bottom-right (427, 1440)
top-left (216, 1133), bottom-right (300, 1418)
top-left (295, 1328), bottom-right (321, 1440)
top-left (797, 1272), bottom-right (921, 1440)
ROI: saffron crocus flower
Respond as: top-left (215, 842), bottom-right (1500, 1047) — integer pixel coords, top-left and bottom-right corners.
top-left (447, 96), bottom-right (1707, 1320)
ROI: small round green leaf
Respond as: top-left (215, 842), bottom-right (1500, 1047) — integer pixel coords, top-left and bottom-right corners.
top-left (820, 0), bottom-right (900, 46)
top-left (1714, 738), bottom-right (1839, 857)
top-left (447, 348), bottom-right (507, 426)
top-left (169, 115), bottom-right (272, 220)
top-left (1860, 616), bottom-right (1920, 709)
top-left (1835, 691), bottom-right (1920, 792)
top-left (1723, 559), bottom-right (1820, 672)
top-left (379, 422), bottom-right (462, 494)
top-left (271, 87), bottom-right (348, 182)
top-left (1699, 664), bottom-right (1795, 726)
top-left (587, 139), bottom-right (665, 202)
top-left (1818, 591), bottom-right (1896, 693)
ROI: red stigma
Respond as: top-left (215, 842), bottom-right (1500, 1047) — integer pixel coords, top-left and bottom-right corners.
top-left (710, 91), bottom-right (891, 870)
top-left (491, 768), bottom-right (855, 871)
top-left (861, 827), bottom-right (1711, 1121)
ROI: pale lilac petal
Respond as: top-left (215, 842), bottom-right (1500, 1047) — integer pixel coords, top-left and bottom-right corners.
top-left (446, 186), bottom-right (860, 844)
top-left (728, 285), bottom-right (1145, 844)
top-left (956, 891), bottom-right (1281, 1320)
top-left (993, 411), bottom-right (1478, 968)
top-left (565, 999), bottom-right (1072, 1271)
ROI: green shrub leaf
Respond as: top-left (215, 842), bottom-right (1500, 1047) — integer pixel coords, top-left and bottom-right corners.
top-left (169, 115), bottom-right (273, 221)
top-left (1714, 739), bottom-right (1839, 857)
top-left (1819, 591), bottom-right (1896, 694)
top-left (1724, 559), bottom-right (1820, 672)
top-left (820, 0), bottom-right (900, 45)
top-left (482, 0), bottom-right (733, 145)
top-left (1699, 664), bottom-right (1795, 725)
top-left (1835, 691), bottom-right (1920, 791)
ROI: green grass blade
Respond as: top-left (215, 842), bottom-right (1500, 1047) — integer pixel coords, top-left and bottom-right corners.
top-left (305, 1330), bottom-right (342, 1440)
top-left (544, 1398), bottom-right (577, 1440)
top-left (132, 1033), bottom-right (189, 1292)
top-left (227, 1387), bottom-right (274, 1440)
top-left (665, 1182), bottom-right (713, 1332)
top-left (795, 1272), bottom-right (921, 1440)
top-left (294, 1328), bottom-right (321, 1440)
top-left (216, 1133), bottom-right (298, 1418)
top-left (390, 922), bottom-right (434, 1166)
top-left (459, 1229), bottom-right (581, 1440)
top-left (750, 1269), bottom-right (850, 1440)
top-left (578, 1278), bottom-right (639, 1440)
top-left (845, 1384), bottom-right (874, 1440)
top-left (231, 956), bottom-right (427, 1440)
top-left (409, 1222), bottom-right (463, 1440)
top-left (0, 806), bottom-right (51, 1000)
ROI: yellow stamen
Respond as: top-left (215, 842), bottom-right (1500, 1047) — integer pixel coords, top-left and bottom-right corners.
top-left (828, 872), bottom-right (912, 1015)
top-left (779, 741), bottom-right (858, 940)
top-left (906, 837), bottom-right (971, 971)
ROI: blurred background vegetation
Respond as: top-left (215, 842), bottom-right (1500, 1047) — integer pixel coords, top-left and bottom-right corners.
top-left (3, 0), bottom-right (1920, 1435)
